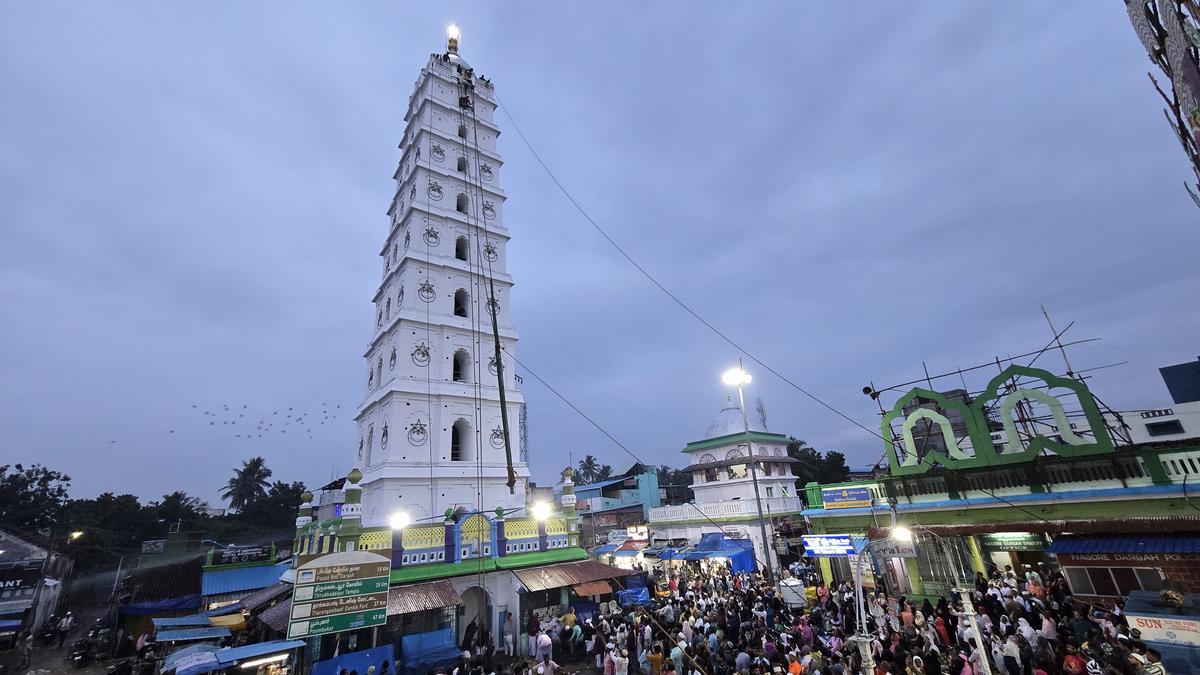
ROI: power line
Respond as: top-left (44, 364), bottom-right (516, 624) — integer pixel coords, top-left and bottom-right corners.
top-left (494, 96), bottom-right (885, 444)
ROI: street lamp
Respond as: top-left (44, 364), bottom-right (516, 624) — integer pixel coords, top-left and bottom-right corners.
top-left (68, 531), bottom-right (83, 541)
top-left (389, 512), bottom-right (412, 530)
top-left (447, 24), bottom-right (461, 54)
top-left (721, 361), bottom-right (776, 585)
top-left (530, 502), bottom-right (552, 521)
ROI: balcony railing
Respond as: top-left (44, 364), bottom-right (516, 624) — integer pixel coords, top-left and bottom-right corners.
top-left (649, 496), bottom-right (802, 523)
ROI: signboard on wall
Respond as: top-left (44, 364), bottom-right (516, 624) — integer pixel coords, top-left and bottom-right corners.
top-left (288, 550), bottom-right (391, 640)
top-left (979, 533), bottom-right (1045, 552)
top-left (801, 535), bottom-right (856, 557)
top-left (873, 541), bottom-right (917, 559)
top-left (1128, 614), bottom-right (1200, 647)
top-left (215, 545), bottom-right (272, 566)
top-left (821, 487), bottom-right (873, 510)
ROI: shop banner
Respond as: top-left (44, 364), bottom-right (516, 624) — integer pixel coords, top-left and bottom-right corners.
top-left (873, 542), bottom-right (917, 559)
top-left (821, 487), bottom-right (873, 510)
top-left (979, 533), bottom-right (1044, 552)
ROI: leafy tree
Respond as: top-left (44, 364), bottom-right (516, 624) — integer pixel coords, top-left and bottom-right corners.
top-left (0, 464), bottom-right (71, 531)
top-left (576, 455), bottom-right (600, 484)
top-left (220, 457), bottom-right (273, 511)
top-left (594, 464), bottom-right (614, 481)
top-left (238, 481), bottom-right (306, 534)
top-left (150, 491), bottom-right (205, 528)
top-left (58, 493), bottom-right (159, 570)
top-left (786, 438), bottom-right (850, 485)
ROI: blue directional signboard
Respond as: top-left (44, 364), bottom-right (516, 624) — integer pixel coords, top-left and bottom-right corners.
top-left (801, 534), bottom-right (856, 557)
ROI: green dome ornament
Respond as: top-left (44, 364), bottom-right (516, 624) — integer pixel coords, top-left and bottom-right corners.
top-left (300, 491), bottom-right (314, 504)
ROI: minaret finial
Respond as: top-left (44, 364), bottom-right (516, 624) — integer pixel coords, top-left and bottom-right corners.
top-left (447, 24), bottom-right (460, 55)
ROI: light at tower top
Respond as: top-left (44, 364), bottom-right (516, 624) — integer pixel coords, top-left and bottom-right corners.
top-left (446, 23), bottom-right (460, 55)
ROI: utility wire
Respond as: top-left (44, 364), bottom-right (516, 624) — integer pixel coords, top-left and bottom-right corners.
top-left (495, 96), bottom-right (885, 444)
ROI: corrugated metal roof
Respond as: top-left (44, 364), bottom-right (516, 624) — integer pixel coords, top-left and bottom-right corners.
top-left (513, 560), bottom-right (634, 592)
top-left (1046, 537), bottom-right (1200, 555)
top-left (227, 582), bottom-right (291, 614)
top-left (156, 627), bottom-right (231, 642)
top-left (215, 639), bottom-right (306, 665)
top-left (259, 599), bottom-right (291, 632)
top-left (201, 561), bottom-right (290, 596)
top-left (572, 581), bottom-right (613, 596)
top-left (387, 580), bottom-right (461, 616)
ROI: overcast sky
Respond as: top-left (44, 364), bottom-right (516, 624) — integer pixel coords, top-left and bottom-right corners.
top-left (2, 3), bottom-right (1198, 507)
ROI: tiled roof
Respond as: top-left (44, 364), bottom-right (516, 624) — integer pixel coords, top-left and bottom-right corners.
top-left (512, 560), bottom-right (634, 592)
top-left (259, 599), bottom-right (291, 632)
top-left (386, 580), bottom-right (461, 615)
top-left (1046, 537), bottom-right (1200, 554)
top-left (201, 561), bottom-right (290, 596)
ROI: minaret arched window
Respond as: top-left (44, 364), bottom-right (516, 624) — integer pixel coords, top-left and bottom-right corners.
top-left (456, 193), bottom-right (468, 214)
top-left (385, 298), bottom-right (391, 321)
top-left (457, 156), bottom-right (467, 173)
top-left (457, 123), bottom-right (467, 139)
top-left (451, 419), bottom-right (472, 461)
top-left (455, 236), bottom-right (469, 261)
top-left (452, 349), bottom-right (471, 383)
top-left (376, 358), bottom-right (383, 386)
top-left (453, 289), bottom-right (469, 318)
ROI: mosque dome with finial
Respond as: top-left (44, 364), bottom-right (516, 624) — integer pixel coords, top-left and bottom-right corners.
top-left (703, 395), bottom-right (768, 440)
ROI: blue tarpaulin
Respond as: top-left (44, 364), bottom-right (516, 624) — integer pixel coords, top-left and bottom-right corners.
top-left (313, 645), bottom-right (396, 675)
top-left (216, 639), bottom-right (306, 665)
top-left (153, 615), bottom-right (212, 628)
top-left (399, 628), bottom-right (458, 675)
top-left (201, 561), bottom-right (290, 596)
top-left (590, 544), bottom-right (619, 555)
top-left (0, 620), bottom-right (22, 630)
top-left (618, 588), bottom-right (651, 607)
top-left (163, 644), bottom-right (219, 672)
top-left (120, 594), bottom-right (201, 616)
top-left (156, 627), bottom-right (230, 642)
top-left (571, 600), bottom-right (598, 625)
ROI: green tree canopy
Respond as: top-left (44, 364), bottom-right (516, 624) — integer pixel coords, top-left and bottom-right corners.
top-left (0, 463), bottom-right (70, 531)
top-left (576, 455), bottom-right (601, 484)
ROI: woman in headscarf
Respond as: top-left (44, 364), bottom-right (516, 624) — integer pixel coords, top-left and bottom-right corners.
top-left (1017, 617), bottom-right (1037, 645)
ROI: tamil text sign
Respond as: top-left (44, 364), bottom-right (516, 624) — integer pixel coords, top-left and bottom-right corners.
top-left (821, 487), bottom-right (872, 510)
top-left (288, 550), bottom-right (391, 640)
top-left (801, 535), bottom-right (856, 557)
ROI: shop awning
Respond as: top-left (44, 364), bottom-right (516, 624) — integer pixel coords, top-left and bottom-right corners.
top-left (208, 614), bottom-right (245, 630)
top-left (201, 561), bottom-right (290, 596)
top-left (612, 541), bottom-right (648, 557)
top-left (573, 581), bottom-right (613, 596)
top-left (683, 550), bottom-right (709, 561)
top-left (215, 639), bottom-right (306, 665)
top-left (658, 548), bottom-right (683, 560)
top-left (1047, 536), bottom-right (1200, 555)
top-left (641, 547), bottom-right (663, 557)
top-left (0, 620), bottom-right (22, 630)
top-left (513, 560), bottom-right (634, 592)
top-left (162, 644), bottom-right (220, 673)
top-left (612, 550), bottom-right (641, 557)
top-left (590, 544), bottom-right (619, 555)
top-left (387, 580), bottom-right (462, 616)
top-left (156, 627), bottom-right (231, 642)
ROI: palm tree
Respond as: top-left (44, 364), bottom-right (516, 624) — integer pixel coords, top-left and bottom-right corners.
top-left (576, 455), bottom-right (600, 484)
top-left (152, 491), bottom-right (203, 525)
top-left (594, 464), bottom-right (614, 481)
top-left (220, 457), bottom-right (273, 512)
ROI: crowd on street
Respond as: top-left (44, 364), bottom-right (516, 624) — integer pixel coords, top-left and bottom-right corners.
top-left (464, 560), bottom-right (1171, 675)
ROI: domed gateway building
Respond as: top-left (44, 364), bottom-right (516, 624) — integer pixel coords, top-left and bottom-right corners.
top-left (645, 397), bottom-right (805, 575)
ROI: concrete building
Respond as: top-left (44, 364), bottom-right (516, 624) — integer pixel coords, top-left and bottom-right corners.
top-left (564, 464), bottom-right (660, 548)
top-left (805, 364), bottom-right (1200, 605)
top-left (646, 397), bottom-right (803, 573)
top-left (0, 528), bottom-right (72, 646)
top-left (1128, 358), bottom-right (1200, 444)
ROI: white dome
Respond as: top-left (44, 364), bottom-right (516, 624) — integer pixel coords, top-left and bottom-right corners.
top-left (703, 396), bottom-right (767, 439)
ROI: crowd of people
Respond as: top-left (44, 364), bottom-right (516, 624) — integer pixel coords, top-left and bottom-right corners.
top-left (480, 560), bottom-right (1170, 675)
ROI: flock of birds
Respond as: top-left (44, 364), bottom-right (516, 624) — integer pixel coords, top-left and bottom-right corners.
top-left (106, 402), bottom-right (344, 445)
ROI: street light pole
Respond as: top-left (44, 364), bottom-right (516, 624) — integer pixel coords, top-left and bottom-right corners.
top-left (725, 361), bottom-right (776, 585)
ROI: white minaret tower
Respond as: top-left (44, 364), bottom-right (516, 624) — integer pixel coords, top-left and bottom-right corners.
top-left (356, 26), bottom-right (528, 527)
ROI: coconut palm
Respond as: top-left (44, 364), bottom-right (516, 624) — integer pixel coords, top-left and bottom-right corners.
top-left (576, 455), bottom-right (600, 484)
top-left (152, 491), bottom-right (204, 526)
top-left (219, 457), bottom-right (273, 512)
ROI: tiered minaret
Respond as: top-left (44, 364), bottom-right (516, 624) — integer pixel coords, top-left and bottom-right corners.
top-left (356, 28), bottom-right (528, 527)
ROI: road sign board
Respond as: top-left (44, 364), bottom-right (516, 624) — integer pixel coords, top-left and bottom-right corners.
top-left (801, 535), bottom-right (856, 557)
top-left (288, 550), bottom-right (391, 640)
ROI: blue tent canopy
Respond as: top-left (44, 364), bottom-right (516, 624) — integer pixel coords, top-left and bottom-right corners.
top-left (399, 629), bottom-right (458, 675)
top-left (156, 627), bottom-right (231, 642)
top-left (590, 544), bottom-right (619, 555)
top-left (163, 644), bottom-right (220, 672)
top-left (153, 615), bottom-right (213, 628)
top-left (612, 549), bottom-right (641, 557)
top-left (121, 594), bottom-right (201, 616)
top-left (216, 639), bottom-right (306, 665)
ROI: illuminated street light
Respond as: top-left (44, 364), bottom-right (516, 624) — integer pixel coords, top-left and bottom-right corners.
top-left (891, 525), bottom-right (913, 542)
top-left (389, 512), bottom-right (411, 530)
top-left (447, 24), bottom-right (461, 54)
top-left (68, 531), bottom-right (83, 541)
top-left (721, 367), bottom-right (751, 387)
top-left (530, 502), bottom-right (552, 521)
